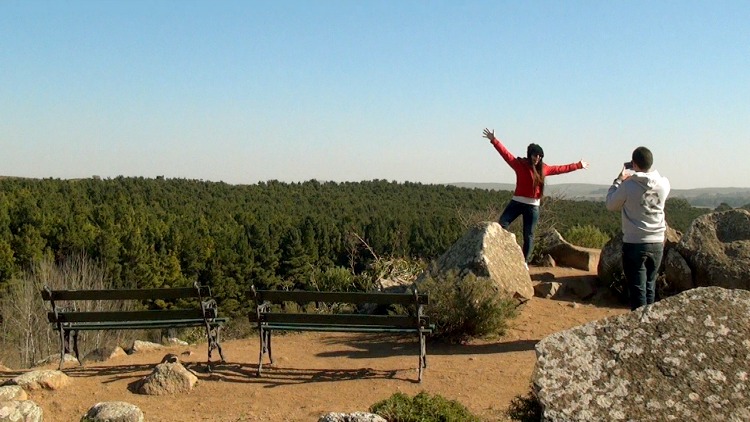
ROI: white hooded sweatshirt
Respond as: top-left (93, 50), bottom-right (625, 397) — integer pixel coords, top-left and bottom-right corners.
top-left (605, 170), bottom-right (671, 243)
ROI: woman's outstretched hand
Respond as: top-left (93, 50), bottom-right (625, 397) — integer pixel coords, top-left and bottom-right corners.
top-left (579, 160), bottom-right (590, 169)
top-left (482, 128), bottom-right (495, 141)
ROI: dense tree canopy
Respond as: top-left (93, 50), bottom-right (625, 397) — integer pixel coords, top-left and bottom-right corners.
top-left (0, 177), bottom-right (709, 315)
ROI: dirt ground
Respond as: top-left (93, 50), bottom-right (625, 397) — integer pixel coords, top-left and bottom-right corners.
top-left (3, 266), bottom-right (629, 421)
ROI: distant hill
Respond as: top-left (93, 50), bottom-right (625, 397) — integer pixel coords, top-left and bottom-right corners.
top-left (449, 183), bottom-right (750, 208)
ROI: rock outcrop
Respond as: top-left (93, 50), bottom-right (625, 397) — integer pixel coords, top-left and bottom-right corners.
top-left (136, 362), bottom-right (197, 395)
top-left (3, 370), bottom-right (70, 391)
top-left (539, 229), bottom-right (600, 271)
top-left (676, 209), bottom-right (750, 290)
top-left (318, 412), bottom-right (387, 422)
top-left (0, 400), bottom-right (43, 421)
top-left (416, 222), bottom-right (533, 300)
top-left (0, 386), bottom-right (27, 401)
top-left (533, 287), bottom-right (750, 421)
top-left (82, 401), bottom-right (144, 422)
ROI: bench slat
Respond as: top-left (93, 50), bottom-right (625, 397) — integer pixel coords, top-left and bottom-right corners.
top-left (254, 290), bottom-right (428, 305)
top-left (261, 323), bottom-right (431, 333)
top-left (259, 312), bottom-right (424, 328)
top-left (48, 309), bottom-right (214, 323)
top-left (42, 287), bottom-right (208, 301)
top-left (51, 318), bottom-right (228, 331)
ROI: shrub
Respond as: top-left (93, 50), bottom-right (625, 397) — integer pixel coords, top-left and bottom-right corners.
top-left (310, 266), bottom-right (357, 291)
top-left (418, 270), bottom-right (517, 344)
top-left (506, 390), bottom-right (542, 421)
top-left (563, 224), bottom-right (610, 249)
top-left (370, 391), bottom-right (482, 422)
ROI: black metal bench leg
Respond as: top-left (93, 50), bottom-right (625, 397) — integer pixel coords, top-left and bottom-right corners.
top-left (257, 327), bottom-right (265, 376)
top-left (73, 330), bottom-right (81, 366)
top-left (204, 324), bottom-right (225, 371)
top-left (418, 332), bottom-right (425, 382)
top-left (266, 330), bottom-right (273, 365)
top-left (214, 329), bottom-right (226, 363)
top-left (58, 329), bottom-right (67, 370)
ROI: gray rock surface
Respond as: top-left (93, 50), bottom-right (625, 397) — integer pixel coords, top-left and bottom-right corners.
top-left (83, 346), bottom-right (127, 363)
top-left (3, 370), bottom-right (70, 391)
top-left (416, 221), bottom-right (533, 300)
top-left (677, 209), bottom-right (750, 290)
top-left (0, 400), bottom-right (43, 422)
top-left (663, 248), bottom-right (693, 293)
top-left (533, 287), bottom-right (750, 421)
top-left (81, 401), bottom-right (144, 422)
top-left (539, 229), bottom-right (600, 271)
top-left (318, 412), bottom-right (387, 422)
top-left (128, 340), bottom-right (164, 354)
top-left (0, 386), bottom-right (26, 401)
top-left (136, 362), bottom-right (197, 395)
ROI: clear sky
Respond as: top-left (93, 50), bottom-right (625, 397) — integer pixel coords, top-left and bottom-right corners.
top-left (2, 1), bottom-right (748, 189)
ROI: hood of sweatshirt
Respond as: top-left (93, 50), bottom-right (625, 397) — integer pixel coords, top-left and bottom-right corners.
top-left (606, 169), bottom-right (671, 243)
top-left (628, 169), bottom-right (668, 191)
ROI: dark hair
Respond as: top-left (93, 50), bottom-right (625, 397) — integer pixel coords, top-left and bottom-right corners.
top-left (632, 147), bottom-right (653, 171)
top-left (526, 143), bottom-right (545, 195)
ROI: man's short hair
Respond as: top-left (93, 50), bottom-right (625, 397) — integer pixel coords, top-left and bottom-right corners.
top-left (632, 147), bottom-right (653, 171)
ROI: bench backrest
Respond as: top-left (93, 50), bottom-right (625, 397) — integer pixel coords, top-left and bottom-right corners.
top-left (42, 283), bottom-right (218, 325)
top-left (252, 289), bottom-right (429, 306)
top-left (41, 285), bottom-right (211, 302)
top-left (251, 288), bottom-right (430, 330)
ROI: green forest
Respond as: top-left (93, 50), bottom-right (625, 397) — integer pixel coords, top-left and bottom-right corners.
top-left (0, 177), bottom-right (710, 317)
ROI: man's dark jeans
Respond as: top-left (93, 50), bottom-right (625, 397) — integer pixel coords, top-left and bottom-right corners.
top-left (499, 200), bottom-right (539, 263)
top-left (622, 242), bottom-right (664, 310)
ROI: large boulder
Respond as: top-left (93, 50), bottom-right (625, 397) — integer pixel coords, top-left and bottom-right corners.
top-left (83, 346), bottom-right (128, 363)
top-left (539, 229), bottom-right (600, 271)
top-left (318, 412), bottom-right (387, 422)
top-left (136, 362), bottom-right (197, 396)
top-left (676, 209), bottom-right (750, 290)
top-left (0, 400), bottom-right (43, 421)
top-left (82, 401), bottom-right (144, 422)
top-left (533, 287), bottom-right (750, 421)
top-left (3, 370), bottom-right (70, 391)
top-left (415, 222), bottom-right (533, 300)
top-left (0, 386), bottom-right (26, 401)
top-left (663, 248), bottom-right (693, 293)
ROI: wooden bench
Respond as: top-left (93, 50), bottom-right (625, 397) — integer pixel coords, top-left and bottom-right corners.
top-left (250, 287), bottom-right (434, 382)
top-left (41, 282), bottom-right (227, 370)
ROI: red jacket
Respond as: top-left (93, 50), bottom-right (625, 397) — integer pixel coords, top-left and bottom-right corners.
top-left (491, 139), bottom-right (582, 199)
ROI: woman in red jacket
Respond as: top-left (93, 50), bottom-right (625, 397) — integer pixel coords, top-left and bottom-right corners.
top-left (482, 128), bottom-right (589, 267)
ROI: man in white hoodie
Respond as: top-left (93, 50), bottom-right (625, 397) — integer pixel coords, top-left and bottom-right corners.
top-left (605, 147), bottom-right (671, 310)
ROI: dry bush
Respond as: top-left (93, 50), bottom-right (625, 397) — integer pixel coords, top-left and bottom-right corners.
top-left (0, 254), bottom-right (132, 368)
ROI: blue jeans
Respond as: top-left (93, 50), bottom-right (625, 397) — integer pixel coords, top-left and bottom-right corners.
top-left (499, 200), bottom-right (539, 263)
top-left (622, 242), bottom-right (663, 310)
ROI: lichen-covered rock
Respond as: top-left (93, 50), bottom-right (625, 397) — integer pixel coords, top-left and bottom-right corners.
top-left (416, 221), bottom-right (533, 300)
top-left (128, 340), bottom-right (164, 354)
top-left (136, 362), bottom-right (197, 395)
top-left (81, 401), bottom-right (144, 422)
top-left (676, 209), bottom-right (750, 290)
top-left (539, 229), bottom-right (600, 271)
top-left (533, 287), bottom-right (750, 421)
top-left (318, 412), bottom-right (387, 422)
top-left (83, 346), bottom-right (127, 363)
top-left (0, 400), bottom-right (43, 421)
top-left (0, 386), bottom-right (26, 401)
top-left (663, 248), bottom-right (693, 293)
top-left (4, 370), bottom-right (70, 391)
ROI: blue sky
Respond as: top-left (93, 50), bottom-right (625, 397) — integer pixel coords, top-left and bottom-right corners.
top-left (2, 1), bottom-right (748, 189)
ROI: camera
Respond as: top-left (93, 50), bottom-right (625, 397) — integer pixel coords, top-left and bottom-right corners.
top-left (624, 161), bottom-right (633, 169)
